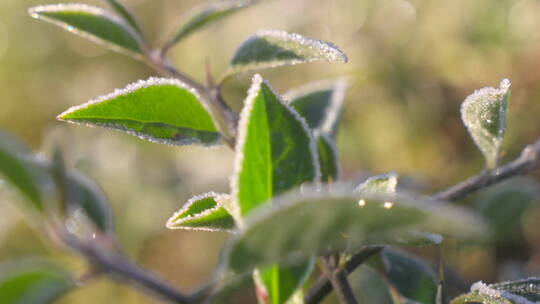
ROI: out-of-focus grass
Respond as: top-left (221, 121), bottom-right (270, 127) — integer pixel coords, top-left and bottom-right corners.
top-left (1, 0), bottom-right (540, 303)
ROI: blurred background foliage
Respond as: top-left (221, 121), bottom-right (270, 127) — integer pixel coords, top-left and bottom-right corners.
top-left (1, 0), bottom-right (540, 303)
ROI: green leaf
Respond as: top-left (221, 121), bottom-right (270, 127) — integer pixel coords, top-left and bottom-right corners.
top-left (379, 249), bottom-right (438, 304)
top-left (231, 74), bottom-right (319, 218)
top-left (461, 79), bottom-right (511, 169)
top-left (57, 77), bottom-right (221, 146)
top-left (474, 178), bottom-right (537, 242)
top-left (0, 260), bottom-right (73, 304)
top-left (255, 262), bottom-right (313, 304)
top-left (0, 132), bottom-right (44, 211)
top-left (285, 79), bottom-right (348, 137)
top-left (225, 187), bottom-right (487, 274)
top-left (65, 170), bottom-right (114, 234)
top-left (102, 0), bottom-right (143, 35)
top-left (231, 75), bottom-right (319, 303)
top-left (167, 192), bottom-right (235, 232)
top-left (29, 4), bottom-right (144, 57)
top-left (316, 133), bottom-right (340, 183)
top-left (164, 0), bottom-right (255, 52)
top-left (225, 30), bottom-right (348, 79)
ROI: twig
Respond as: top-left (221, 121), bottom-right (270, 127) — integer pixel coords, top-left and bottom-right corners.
top-left (306, 138), bottom-right (540, 303)
top-left (47, 45), bottom-right (242, 304)
top-left (61, 232), bottom-right (202, 304)
top-left (209, 86), bottom-right (239, 139)
top-left (50, 48), bottom-right (240, 304)
top-left (306, 246), bottom-right (383, 304)
top-left (319, 256), bottom-right (358, 304)
top-left (432, 138), bottom-right (540, 201)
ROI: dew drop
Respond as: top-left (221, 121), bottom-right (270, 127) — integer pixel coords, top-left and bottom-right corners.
top-left (383, 202), bottom-right (394, 209)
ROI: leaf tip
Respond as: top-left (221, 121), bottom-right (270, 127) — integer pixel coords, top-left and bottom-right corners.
top-left (499, 78), bottom-right (511, 92)
top-left (27, 6), bottom-right (41, 19)
top-left (56, 112), bottom-right (68, 121)
top-left (56, 105), bottom-right (80, 122)
top-left (250, 73), bottom-right (264, 88)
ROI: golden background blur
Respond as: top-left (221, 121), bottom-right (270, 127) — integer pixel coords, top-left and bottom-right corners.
top-left (1, 0), bottom-right (540, 303)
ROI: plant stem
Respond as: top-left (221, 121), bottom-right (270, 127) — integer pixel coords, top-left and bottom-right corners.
top-left (305, 137), bottom-right (540, 303)
top-left (61, 231), bottom-right (202, 304)
top-left (320, 256), bottom-right (358, 304)
top-left (51, 49), bottom-right (241, 304)
top-left (432, 138), bottom-right (540, 201)
top-left (306, 246), bottom-right (383, 304)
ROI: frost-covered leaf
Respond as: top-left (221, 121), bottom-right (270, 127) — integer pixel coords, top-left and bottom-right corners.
top-left (0, 132), bottom-right (44, 211)
top-left (29, 4), bottom-right (144, 57)
top-left (225, 187), bottom-right (487, 274)
top-left (451, 279), bottom-right (540, 304)
top-left (103, 0), bottom-right (143, 35)
top-left (167, 192), bottom-right (235, 232)
top-left (378, 249), bottom-right (438, 304)
top-left (491, 278), bottom-right (540, 303)
top-left (225, 30), bottom-right (348, 78)
top-left (57, 77), bottom-right (221, 146)
top-left (231, 75), bottom-right (319, 304)
top-left (231, 74), bottom-right (319, 218)
top-left (451, 291), bottom-right (512, 304)
top-left (474, 178), bottom-right (538, 242)
top-left (0, 260), bottom-right (73, 304)
top-left (461, 79), bottom-right (511, 169)
top-left (285, 79), bottom-right (348, 137)
top-left (316, 133), bottom-right (340, 183)
top-left (355, 172), bottom-right (399, 198)
top-left (164, 0), bottom-right (255, 52)
top-left (255, 262), bottom-right (313, 304)
top-left (65, 170), bottom-right (114, 234)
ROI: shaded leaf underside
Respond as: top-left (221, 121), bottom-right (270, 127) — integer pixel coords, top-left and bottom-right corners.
top-left (0, 142), bottom-right (43, 211)
top-left (227, 30), bottom-right (348, 77)
top-left (168, 0), bottom-right (254, 47)
top-left (286, 79), bottom-right (347, 137)
top-left (316, 134), bottom-right (340, 182)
